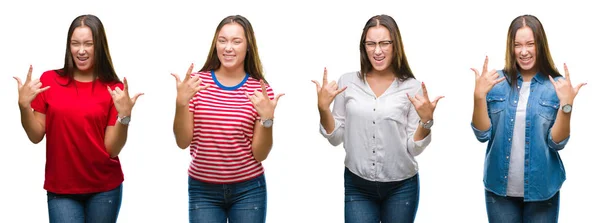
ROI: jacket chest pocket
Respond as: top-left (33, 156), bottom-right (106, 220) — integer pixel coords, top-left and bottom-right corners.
top-left (538, 100), bottom-right (560, 120)
top-left (487, 95), bottom-right (507, 114)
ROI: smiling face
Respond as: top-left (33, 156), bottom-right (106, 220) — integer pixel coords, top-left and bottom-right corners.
top-left (70, 26), bottom-right (95, 74)
top-left (365, 26), bottom-right (394, 73)
top-left (514, 26), bottom-right (537, 76)
top-left (216, 23), bottom-right (247, 71)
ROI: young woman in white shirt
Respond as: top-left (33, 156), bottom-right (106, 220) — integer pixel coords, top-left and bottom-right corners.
top-left (313, 14), bottom-right (443, 223)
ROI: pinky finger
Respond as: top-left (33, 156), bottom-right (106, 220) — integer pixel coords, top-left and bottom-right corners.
top-left (36, 86), bottom-right (51, 93)
top-left (494, 77), bottom-right (506, 85)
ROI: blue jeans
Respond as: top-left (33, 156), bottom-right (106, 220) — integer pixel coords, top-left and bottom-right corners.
top-left (188, 174), bottom-right (267, 223)
top-left (47, 184), bottom-right (123, 223)
top-left (344, 168), bottom-right (420, 223)
top-left (485, 190), bottom-right (560, 223)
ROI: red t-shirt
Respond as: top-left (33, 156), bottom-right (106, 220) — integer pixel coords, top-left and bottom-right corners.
top-left (188, 71), bottom-right (274, 184)
top-left (31, 70), bottom-right (124, 194)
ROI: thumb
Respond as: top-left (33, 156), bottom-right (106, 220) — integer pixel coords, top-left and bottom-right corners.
top-left (273, 93), bottom-right (285, 106)
top-left (431, 96), bottom-right (445, 108)
top-left (13, 76), bottom-right (23, 88)
top-left (131, 93), bottom-right (144, 105)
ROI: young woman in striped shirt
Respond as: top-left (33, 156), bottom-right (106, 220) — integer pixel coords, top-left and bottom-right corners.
top-left (171, 15), bottom-right (283, 223)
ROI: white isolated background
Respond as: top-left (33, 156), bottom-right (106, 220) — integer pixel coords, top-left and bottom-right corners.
top-left (0, 0), bottom-right (598, 222)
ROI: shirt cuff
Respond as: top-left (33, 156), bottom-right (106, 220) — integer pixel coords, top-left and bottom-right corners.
top-left (548, 133), bottom-right (569, 151)
top-left (471, 123), bottom-right (491, 142)
top-left (413, 131), bottom-right (432, 148)
top-left (319, 123), bottom-right (338, 138)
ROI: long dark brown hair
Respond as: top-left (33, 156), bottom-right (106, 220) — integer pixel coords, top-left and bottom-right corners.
top-left (503, 14), bottom-right (561, 88)
top-left (200, 15), bottom-right (265, 82)
top-left (58, 14), bottom-right (120, 84)
top-left (359, 14), bottom-right (414, 81)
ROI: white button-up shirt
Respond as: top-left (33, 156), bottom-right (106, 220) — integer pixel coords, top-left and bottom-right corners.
top-left (320, 71), bottom-right (431, 182)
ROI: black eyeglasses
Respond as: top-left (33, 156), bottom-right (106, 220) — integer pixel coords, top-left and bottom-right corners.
top-left (364, 40), bottom-right (393, 50)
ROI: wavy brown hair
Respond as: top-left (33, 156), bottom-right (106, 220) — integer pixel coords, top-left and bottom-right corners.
top-left (503, 14), bottom-right (561, 88)
top-left (359, 14), bottom-right (414, 81)
top-left (200, 15), bottom-right (265, 82)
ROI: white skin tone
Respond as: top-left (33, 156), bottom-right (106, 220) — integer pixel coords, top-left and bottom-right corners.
top-left (314, 24), bottom-right (442, 141)
top-left (172, 22), bottom-right (283, 163)
top-left (471, 25), bottom-right (585, 142)
top-left (14, 25), bottom-right (142, 158)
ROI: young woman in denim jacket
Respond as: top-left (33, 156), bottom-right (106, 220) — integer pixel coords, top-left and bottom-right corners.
top-left (470, 14), bottom-right (585, 222)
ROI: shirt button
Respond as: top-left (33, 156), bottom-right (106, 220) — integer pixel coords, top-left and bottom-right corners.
top-left (506, 156), bottom-right (509, 159)
top-left (504, 176), bottom-right (507, 179)
top-left (373, 150), bottom-right (375, 153)
top-left (372, 163), bottom-right (375, 166)
top-left (508, 138), bottom-right (511, 141)
top-left (373, 135), bottom-right (375, 139)
top-left (511, 119), bottom-right (514, 122)
top-left (373, 108), bottom-right (376, 111)
top-left (372, 121), bottom-right (375, 124)
top-left (514, 100), bottom-right (517, 104)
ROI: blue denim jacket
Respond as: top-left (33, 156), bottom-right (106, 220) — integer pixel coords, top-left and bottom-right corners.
top-left (471, 70), bottom-right (569, 202)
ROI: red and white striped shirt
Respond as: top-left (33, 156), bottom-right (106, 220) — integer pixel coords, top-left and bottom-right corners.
top-left (188, 70), bottom-right (274, 184)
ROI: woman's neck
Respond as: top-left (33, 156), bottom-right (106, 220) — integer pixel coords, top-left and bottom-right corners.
top-left (73, 70), bottom-right (95, 82)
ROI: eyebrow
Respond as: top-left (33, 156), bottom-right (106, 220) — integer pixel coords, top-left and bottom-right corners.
top-left (218, 36), bottom-right (244, 39)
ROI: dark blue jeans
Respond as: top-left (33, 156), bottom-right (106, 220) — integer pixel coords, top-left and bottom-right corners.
top-left (344, 168), bottom-right (420, 223)
top-left (485, 190), bottom-right (560, 223)
top-left (47, 184), bottom-right (123, 223)
top-left (188, 174), bottom-right (267, 223)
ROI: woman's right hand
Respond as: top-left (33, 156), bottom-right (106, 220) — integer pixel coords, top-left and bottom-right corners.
top-left (171, 63), bottom-right (209, 106)
top-left (311, 67), bottom-right (347, 111)
top-left (471, 56), bottom-right (505, 99)
top-left (13, 65), bottom-right (50, 109)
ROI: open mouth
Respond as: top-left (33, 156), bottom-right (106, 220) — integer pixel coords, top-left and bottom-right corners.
top-left (519, 56), bottom-right (533, 64)
top-left (373, 56), bottom-right (385, 62)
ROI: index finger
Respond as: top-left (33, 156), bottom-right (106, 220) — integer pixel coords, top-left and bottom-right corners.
top-left (185, 63), bottom-right (194, 81)
top-left (483, 56), bottom-right (489, 73)
top-left (260, 79), bottom-right (268, 97)
top-left (322, 67), bottom-right (329, 85)
top-left (26, 65), bottom-right (33, 82)
top-left (421, 82), bottom-right (429, 100)
top-left (123, 77), bottom-right (129, 92)
top-left (563, 63), bottom-right (570, 81)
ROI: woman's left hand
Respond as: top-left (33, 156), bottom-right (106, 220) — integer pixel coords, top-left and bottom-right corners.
top-left (549, 63), bottom-right (586, 105)
top-left (108, 77), bottom-right (144, 117)
top-left (246, 80), bottom-right (284, 120)
top-left (407, 82), bottom-right (444, 123)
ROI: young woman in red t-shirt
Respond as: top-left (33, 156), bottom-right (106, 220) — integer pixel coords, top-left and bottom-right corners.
top-left (14, 14), bottom-right (142, 222)
top-left (172, 15), bottom-right (284, 223)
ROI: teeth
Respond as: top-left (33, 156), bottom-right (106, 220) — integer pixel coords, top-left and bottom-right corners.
top-left (520, 57), bottom-right (531, 61)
